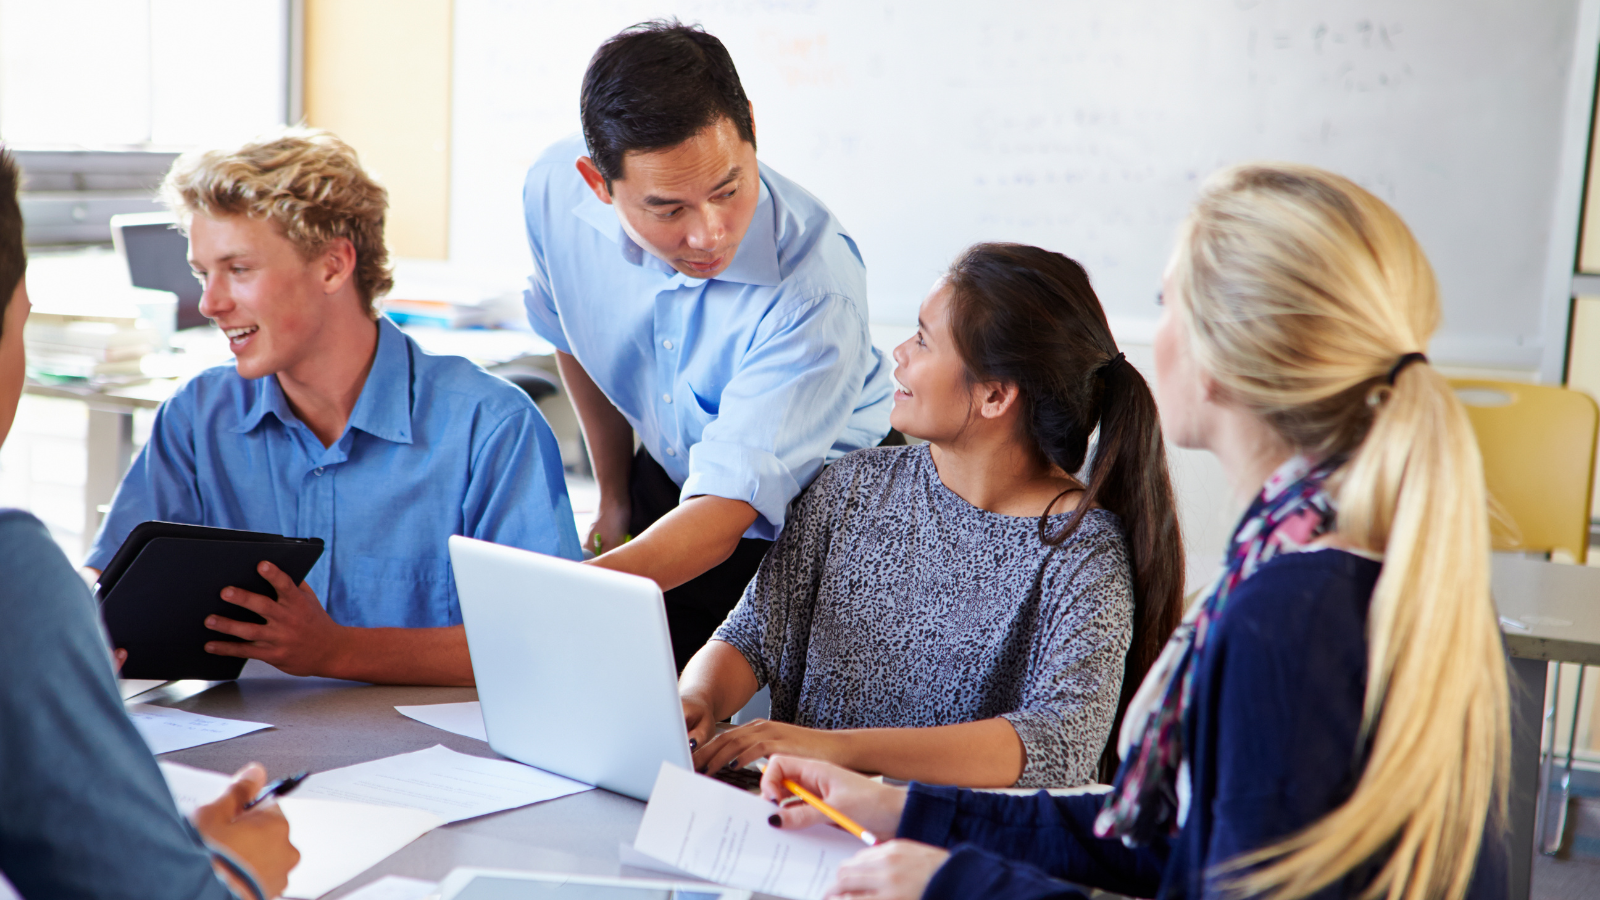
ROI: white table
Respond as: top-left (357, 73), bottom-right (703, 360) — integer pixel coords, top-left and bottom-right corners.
top-left (1493, 554), bottom-right (1600, 900)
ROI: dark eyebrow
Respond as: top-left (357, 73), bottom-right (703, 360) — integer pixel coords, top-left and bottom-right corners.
top-left (642, 166), bottom-right (743, 207)
top-left (916, 317), bottom-right (927, 331)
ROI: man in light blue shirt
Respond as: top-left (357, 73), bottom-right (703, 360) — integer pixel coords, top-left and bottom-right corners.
top-left (524, 21), bottom-right (895, 668)
top-left (88, 129), bottom-right (580, 686)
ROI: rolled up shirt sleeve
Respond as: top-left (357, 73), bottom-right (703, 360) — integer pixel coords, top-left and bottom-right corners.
top-left (681, 292), bottom-right (871, 540)
top-left (521, 170), bottom-right (573, 355)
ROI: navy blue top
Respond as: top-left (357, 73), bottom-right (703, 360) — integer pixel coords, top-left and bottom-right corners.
top-left (897, 549), bottom-right (1510, 899)
top-left (0, 510), bottom-right (235, 899)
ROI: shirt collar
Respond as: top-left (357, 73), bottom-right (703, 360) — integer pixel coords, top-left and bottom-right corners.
top-left (570, 171), bottom-right (781, 288)
top-left (230, 317), bottom-right (414, 445)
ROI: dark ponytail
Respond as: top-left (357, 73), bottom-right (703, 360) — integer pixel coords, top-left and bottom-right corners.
top-left (945, 243), bottom-right (1184, 777)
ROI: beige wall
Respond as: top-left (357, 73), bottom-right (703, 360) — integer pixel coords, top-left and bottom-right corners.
top-left (304, 0), bottom-right (452, 260)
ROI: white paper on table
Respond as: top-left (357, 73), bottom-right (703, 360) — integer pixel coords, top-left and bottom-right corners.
top-left (159, 763), bottom-right (445, 899)
top-left (618, 842), bottom-right (700, 879)
top-left (394, 701), bottom-right (486, 741)
top-left (119, 678), bottom-right (166, 700)
top-left (632, 763), bottom-right (868, 900)
top-left (295, 744), bottom-right (591, 823)
top-left (276, 799), bottom-right (442, 899)
top-left (129, 703), bottom-right (271, 754)
top-left (335, 876), bottom-right (439, 900)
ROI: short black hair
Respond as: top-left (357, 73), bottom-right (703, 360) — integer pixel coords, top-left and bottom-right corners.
top-left (0, 149), bottom-right (24, 337)
top-left (580, 20), bottom-right (756, 184)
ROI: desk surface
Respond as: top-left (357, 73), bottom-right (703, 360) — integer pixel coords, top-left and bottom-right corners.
top-left (132, 556), bottom-right (1598, 899)
top-left (1492, 553), bottom-right (1600, 666)
top-left (151, 661), bottom-right (656, 900)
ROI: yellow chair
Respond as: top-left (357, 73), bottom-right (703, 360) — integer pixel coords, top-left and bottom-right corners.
top-left (1452, 380), bottom-right (1597, 562)
top-left (1452, 379), bottom-right (1599, 855)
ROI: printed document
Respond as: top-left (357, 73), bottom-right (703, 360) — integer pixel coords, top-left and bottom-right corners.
top-left (295, 743), bottom-right (591, 823)
top-left (394, 700), bottom-right (487, 741)
top-left (128, 703), bottom-right (271, 754)
top-left (632, 763), bottom-right (867, 900)
top-left (160, 762), bottom-right (444, 899)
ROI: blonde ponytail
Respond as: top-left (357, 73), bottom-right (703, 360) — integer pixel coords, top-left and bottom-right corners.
top-left (1170, 165), bottom-right (1509, 900)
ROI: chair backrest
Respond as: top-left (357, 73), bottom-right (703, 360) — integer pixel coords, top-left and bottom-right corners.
top-left (1450, 379), bottom-right (1599, 563)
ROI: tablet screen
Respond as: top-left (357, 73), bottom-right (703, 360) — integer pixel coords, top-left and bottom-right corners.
top-left (450, 876), bottom-right (724, 900)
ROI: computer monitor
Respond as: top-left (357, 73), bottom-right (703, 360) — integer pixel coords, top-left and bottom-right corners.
top-left (110, 211), bottom-right (206, 330)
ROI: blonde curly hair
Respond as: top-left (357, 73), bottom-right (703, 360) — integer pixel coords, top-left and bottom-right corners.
top-left (161, 127), bottom-right (393, 316)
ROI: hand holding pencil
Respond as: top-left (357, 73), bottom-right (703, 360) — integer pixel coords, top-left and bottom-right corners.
top-left (759, 755), bottom-right (908, 844)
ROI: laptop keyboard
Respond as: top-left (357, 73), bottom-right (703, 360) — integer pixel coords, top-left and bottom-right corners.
top-left (709, 765), bottom-right (763, 793)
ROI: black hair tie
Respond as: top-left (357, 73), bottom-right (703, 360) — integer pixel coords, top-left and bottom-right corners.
top-left (1386, 352), bottom-right (1428, 385)
top-left (1099, 351), bottom-right (1127, 378)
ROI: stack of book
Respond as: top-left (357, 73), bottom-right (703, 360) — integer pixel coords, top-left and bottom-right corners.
top-left (25, 308), bottom-right (157, 380)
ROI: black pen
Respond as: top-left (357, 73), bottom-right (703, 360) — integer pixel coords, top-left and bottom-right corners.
top-left (243, 771), bottom-right (311, 810)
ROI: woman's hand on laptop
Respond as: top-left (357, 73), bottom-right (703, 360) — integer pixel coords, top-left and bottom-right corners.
top-left (203, 561), bottom-right (349, 677)
top-left (694, 718), bottom-right (852, 775)
top-left (682, 694), bottom-right (719, 753)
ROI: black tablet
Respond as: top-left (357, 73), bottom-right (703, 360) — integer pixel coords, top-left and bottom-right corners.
top-left (97, 521), bottom-right (324, 681)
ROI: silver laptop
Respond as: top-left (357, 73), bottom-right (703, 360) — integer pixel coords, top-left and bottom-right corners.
top-left (449, 535), bottom-right (694, 800)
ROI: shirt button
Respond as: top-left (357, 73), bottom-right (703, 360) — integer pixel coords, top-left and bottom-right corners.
top-left (662, 393), bottom-right (673, 404)
top-left (315, 467), bottom-right (324, 476)
top-left (665, 447), bottom-right (677, 456)
top-left (662, 339), bottom-right (674, 350)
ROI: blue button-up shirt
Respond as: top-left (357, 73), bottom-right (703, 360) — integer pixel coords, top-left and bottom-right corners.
top-left (86, 317), bottom-right (582, 628)
top-left (522, 134), bottom-right (894, 540)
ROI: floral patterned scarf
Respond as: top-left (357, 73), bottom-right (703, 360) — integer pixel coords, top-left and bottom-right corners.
top-left (1094, 454), bottom-right (1340, 845)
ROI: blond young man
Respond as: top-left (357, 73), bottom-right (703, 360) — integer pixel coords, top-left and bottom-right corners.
top-left (86, 130), bottom-right (581, 686)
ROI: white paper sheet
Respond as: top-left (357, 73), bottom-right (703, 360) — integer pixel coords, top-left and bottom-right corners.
top-left (276, 799), bottom-right (442, 899)
top-left (336, 876), bottom-right (439, 900)
top-left (119, 678), bottom-right (166, 700)
top-left (159, 763), bottom-right (445, 900)
top-left (128, 703), bottom-right (272, 754)
top-left (394, 701), bottom-right (487, 741)
top-left (617, 842), bottom-right (700, 879)
top-left (632, 763), bottom-right (867, 900)
top-left (294, 744), bottom-right (591, 823)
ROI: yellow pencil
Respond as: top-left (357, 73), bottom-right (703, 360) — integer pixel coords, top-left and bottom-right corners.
top-left (782, 778), bottom-right (878, 846)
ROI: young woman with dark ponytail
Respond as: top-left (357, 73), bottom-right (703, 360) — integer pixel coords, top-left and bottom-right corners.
top-left (679, 243), bottom-right (1185, 788)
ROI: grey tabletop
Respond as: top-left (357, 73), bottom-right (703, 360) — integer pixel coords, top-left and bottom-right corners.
top-left (149, 660), bottom-right (656, 899)
top-left (1492, 553), bottom-right (1600, 665)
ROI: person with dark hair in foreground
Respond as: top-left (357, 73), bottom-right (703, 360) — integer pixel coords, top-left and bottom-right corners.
top-left (523, 20), bottom-right (896, 669)
top-left (679, 244), bottom-right (1184, 787)
top-left (0, 149), bottom-right (299, 898)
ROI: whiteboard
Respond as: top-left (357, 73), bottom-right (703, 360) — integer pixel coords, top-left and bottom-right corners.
top-left (451, 0), bottom-right (1600, 378)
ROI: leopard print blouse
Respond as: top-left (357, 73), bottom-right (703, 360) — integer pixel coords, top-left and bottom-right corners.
top-left (714, 443), bottom-right (1134, 787)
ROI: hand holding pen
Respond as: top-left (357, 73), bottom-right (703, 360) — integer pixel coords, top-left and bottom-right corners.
top-left (244, 770), bottom-right (311, 810)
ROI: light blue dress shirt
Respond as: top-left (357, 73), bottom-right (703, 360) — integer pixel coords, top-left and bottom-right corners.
top-left (522, 134), bottom-right (894, 541)
top-left (86, 317), bottom-right (582, 628)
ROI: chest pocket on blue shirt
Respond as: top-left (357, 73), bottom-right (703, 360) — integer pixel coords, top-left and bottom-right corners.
top-left (687, 383), bottom-right (720, 417)
top-left (353, 556), bottom-right (456, 628)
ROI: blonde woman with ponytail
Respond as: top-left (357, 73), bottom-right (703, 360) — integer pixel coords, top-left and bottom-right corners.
top-left (756, 164), bottom-right (1511, 900)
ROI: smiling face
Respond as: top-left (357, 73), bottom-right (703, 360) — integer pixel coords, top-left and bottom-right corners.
top-left (890, 282), bottom-right (986, 442)
top-left (189, 213), bottom-right (350, 381)
top-left (578, 116), bottom-right (760, 280)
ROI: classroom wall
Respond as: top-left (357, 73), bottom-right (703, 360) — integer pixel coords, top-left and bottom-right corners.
top-left (304, 0), bottom-right (452, 260)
